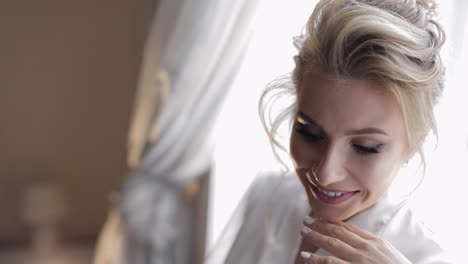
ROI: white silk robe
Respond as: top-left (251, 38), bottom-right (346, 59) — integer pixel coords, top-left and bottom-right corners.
top-left (205, 172), bottom-right (453, 264)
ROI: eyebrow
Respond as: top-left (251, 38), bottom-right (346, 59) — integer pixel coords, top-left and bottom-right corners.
top-left (297, 112), bottom-right (389, 136)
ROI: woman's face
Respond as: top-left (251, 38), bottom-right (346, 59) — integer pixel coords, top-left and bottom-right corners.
top-left (290, 70), bottom-right (409, 222)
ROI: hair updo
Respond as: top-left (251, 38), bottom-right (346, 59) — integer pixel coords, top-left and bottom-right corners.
top-left (259, 0), bottom-right (446, 169)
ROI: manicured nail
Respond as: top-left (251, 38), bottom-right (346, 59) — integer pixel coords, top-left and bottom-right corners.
top-left (301, 251), bottom-right (311, 258)
top-left (301, 226), bottom-right (312, 235)
top-left (304, 215), bottom-right (315, 225)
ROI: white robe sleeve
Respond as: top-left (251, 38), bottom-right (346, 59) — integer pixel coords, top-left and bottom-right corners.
top-left (204, 172), bottom-right (310, 264)
top-left (382, 206), bottom-right (454, 264)
top-left (202, 176), bottom-right (254, 264)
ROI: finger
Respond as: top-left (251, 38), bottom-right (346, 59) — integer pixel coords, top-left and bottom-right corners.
top-left (309, 219), bottom-right (369, 250)
top-left (300, 251), bottom-right (350, 264)
top-left (301, 225), bottom-right (359, 261)
top-left (337, 222), bottom-right (376, 240)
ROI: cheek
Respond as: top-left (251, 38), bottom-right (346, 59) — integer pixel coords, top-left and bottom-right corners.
top-left (289, 133), bottom-right (303, 167)
top-left (347, 155), bottom-right (400, 192)
top-left (289, 134), bottom-right (320, 168)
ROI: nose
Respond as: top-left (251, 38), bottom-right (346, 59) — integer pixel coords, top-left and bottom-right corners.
top-left (312, 142), bottom-right (347, 186)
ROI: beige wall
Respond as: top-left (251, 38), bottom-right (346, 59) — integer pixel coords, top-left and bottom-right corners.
top-left (0, 0), bottom-right (147, 245)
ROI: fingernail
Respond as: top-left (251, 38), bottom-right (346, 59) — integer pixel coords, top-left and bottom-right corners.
top-left (300, 251), bottom-right (311, 259)
top-left (304, 215), bottom-right (315, 225)
top-left (301, 226), bottom-right (312, 235)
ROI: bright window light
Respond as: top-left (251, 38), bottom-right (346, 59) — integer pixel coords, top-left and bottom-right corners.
top-left (209, 1), bottom-right (467, 263)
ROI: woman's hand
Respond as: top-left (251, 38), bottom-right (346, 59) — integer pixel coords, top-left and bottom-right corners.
top-left (300, 218), bottom-right (412, 264)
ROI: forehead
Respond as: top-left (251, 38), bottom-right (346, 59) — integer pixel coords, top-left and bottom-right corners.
top-left (297, 71), bottom-right (405, 136)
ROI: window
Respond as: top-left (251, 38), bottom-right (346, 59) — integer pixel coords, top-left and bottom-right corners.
top-left (210, 1), bottom-right (468, 262)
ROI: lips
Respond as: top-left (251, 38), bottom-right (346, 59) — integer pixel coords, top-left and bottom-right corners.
top-left (310, 185), bottom-right (359, 205)
top-left (315, 186), bottom-right (353, 197)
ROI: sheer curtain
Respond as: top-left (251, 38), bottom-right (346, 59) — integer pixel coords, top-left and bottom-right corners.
top-left (210, 1), bottom-right (468, 263)
top-left (93, 0), bottom-right (259, 263)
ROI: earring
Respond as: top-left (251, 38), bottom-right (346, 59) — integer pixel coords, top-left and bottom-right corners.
top-left (402, 160), bottom-right (409, 167)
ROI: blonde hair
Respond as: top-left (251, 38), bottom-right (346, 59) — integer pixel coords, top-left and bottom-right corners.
top-left (259, 0), bottom-right (446, 170)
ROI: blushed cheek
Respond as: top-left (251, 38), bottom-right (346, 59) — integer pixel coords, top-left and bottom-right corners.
top-left (348, 157), bottom-right (399, 193)
top-left (290, 141), bottom-right (308, 193)
top-left (289, 135), bottom-right (304, 168)
top-left (289, 135), bottom-right (320, 169)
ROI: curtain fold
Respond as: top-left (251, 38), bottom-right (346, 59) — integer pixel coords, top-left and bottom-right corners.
top-left (94, 1), bottom-right (468, 263)
top-left (95, 0), bottom-right (261, 263)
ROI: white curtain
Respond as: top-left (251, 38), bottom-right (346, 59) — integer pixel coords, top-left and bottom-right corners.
top-left (210, 1), bottom-right (468, 263)
top-left (93, 0), bottom-right (260, 263)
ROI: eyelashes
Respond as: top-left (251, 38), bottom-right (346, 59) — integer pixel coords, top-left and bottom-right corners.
top-left (352, 144), bottom-right (383, 155)
top-left (294, 122), bottom-right (383, 155)
top-left (295, 125), bottom-right (324, 143)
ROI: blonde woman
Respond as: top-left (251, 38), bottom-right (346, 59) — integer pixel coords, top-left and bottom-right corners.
top-left (205, 0), bottom-right (453, 263)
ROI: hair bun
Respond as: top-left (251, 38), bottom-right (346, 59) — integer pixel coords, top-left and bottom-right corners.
top-left (416, 0), bottom-right (439, 16)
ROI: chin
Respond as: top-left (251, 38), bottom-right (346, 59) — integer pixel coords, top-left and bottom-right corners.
top-left (316, 210), bottom-right (350, 223)
top-left (309, 202), bottom-right (358, 223)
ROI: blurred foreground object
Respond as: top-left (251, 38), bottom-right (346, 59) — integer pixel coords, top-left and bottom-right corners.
top-left (22, 183), bottom-right (68, 263)
top-left (93, 209), bottom-right (124, 264)
top-left (93, 0), bottom-right (260, 262)
top-left (3, 183), bottom-right (91, 264)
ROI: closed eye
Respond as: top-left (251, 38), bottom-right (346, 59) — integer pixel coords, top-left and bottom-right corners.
top-left (295, 123), bottom-right (324, 143)
top-left (352, 144), bottom-right (382, 155)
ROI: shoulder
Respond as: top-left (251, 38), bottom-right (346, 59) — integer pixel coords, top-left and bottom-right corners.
top-left (217, 170), bottom-right (307, 264)
top-left (241, 170), bottom-right (310, 238)
top-left (244, 170), bottom-right (305, 212)
top-left (248, 170), bottom-right (301, 195)
top-left (223, 170), bottom-right (309, 263)
top-left (382, 203), bottom-right (452, 263)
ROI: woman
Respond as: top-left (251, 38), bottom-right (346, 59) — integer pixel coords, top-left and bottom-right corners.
top-left (206, 0), bottom-right (451, 263)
